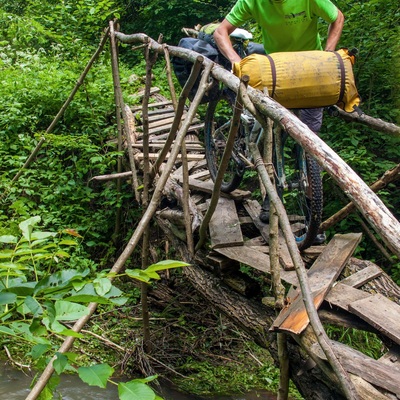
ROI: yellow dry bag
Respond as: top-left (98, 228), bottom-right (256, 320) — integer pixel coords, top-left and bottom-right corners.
top-left (233, 49), bottom-right (360, 112)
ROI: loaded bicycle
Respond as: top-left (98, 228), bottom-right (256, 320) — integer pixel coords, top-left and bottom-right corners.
top-left (202, 28), bottom-right (323, 250)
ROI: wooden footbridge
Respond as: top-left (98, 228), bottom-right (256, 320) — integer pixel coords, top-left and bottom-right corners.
top-left (122, 81), bottom-right (400, 399)
top-left (25, 26), bottom-right (400, 400)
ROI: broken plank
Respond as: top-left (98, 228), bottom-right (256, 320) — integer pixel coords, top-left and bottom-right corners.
top-left (214, 246), bottom-right (298, 286)
top-left (339, 264), bottom-right (382, 288)
top-left (271, 233), bottom-right (362, 334)
top-left (208, 198), bottom-right (243, 249)
top-left (348, 294), bottom-right (400, 345)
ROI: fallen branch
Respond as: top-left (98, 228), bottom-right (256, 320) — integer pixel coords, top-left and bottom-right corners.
top-left (331, 106), bottom-right (400, 137)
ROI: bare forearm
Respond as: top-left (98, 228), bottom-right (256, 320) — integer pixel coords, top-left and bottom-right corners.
top-left (325, 9), bottom-right (344, 51)
top-left (214, 20), bottom-right (242, 64)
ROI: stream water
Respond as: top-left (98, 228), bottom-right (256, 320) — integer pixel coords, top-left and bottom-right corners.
top-left (0, 363), bottom-right (277, 400)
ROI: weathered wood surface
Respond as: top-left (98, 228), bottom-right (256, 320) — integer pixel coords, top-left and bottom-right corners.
top-left (208, 198), bottom-right (244, 249)
top-left (340, 264), bottom-right (382, 288)
top-left (271, 233), bottom-right (362, 334)
top-left (311, 340), bottom-right (400, 397)
top-left (325, 282), bottom-right (370, 310)
top-left (348, 294), bottom-right (400, 345)
top-left (188, 177), bottom-right (252, 201)
top-left (214, 246), bottom-right (298, 286)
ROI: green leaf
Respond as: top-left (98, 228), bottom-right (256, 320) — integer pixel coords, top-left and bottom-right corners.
top-left (125, 269), bottom-right (151, 283)
top-left (118, 381), bottom-right (156, 400)
top-left (19, 216), bottom-right (41, 241)
top-left (62, 294), bottom-right (115, 304)
top-left (30, 231), bottom-right (57, 240)
top-left (93, 277), bottom-right (112, 296)
top-left (49, 320), bottom-right (84, 338)
top-left (24, 296), bottom-right (43, 316)
top-left (0, 291), bottom-right (17, 305)
top-left (145, 260), bottom-right (189, 273)
top-left (31, 343), bottom-right (51, 360)
top-left (0, 262), bottom-right (28, 270)
top-left (54, 300), bottom-right (90, 321)
top-left (58, 239), bottom-right (78, 246)
top-left (53, 352), bottom-right (69, 375)
top-left (0, 326), bottom-right (16, 336)
top-left (29, 318), bottom-right (47, 336)
top-left (78, 364), bottom-right (114, 388)
top-left (0, 235), bottom-right (18, 244)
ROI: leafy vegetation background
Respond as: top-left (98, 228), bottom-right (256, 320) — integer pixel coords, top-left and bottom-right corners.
top-left (0, 0), bottom-right (399, 397)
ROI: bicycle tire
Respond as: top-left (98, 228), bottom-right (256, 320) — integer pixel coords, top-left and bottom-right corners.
top-left (204, 91), bottom-right (246, 193)
top-left (277, 143), bottom-right (323, 250)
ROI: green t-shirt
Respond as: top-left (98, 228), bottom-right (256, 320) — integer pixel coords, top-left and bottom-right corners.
top-left (226, 0), bottom-right (338, 53)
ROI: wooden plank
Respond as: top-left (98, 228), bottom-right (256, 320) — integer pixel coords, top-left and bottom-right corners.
top-left (188, 178), bottom-right (251, 201)
top-left (132, 143), bottom-right (204, 152)
top-left (146, 122), bottom-right (204, 136)
top-left (271, 233), bottom-right (362, 334)
top-left (174, 168), bottom-right (209, 184)
top-left (214, 246), bottom-right (298, 286)
top-left (189, 170), bottom-right (210, 181)
top-left (245, 245), bottom-right (269, 254)
top-left (206, 252), bottom-right (240, 274)
top-left (134, 153), bottom-right (204, 162)
top-left (310, 340), bottom-right (400, 397)
top-left (333, 341), bottom-right (400, 396)
top-left (148, 111), bottom-right (176, 122)
top-left (171, 161), bottom-right (199, 182)
top-left (243, 199), bottom-right (294, 270)
top-left (148, 107), bottom-right (176, 116)
top-left (339, 264), bottom-right (382, 288)
top-left (143, 116), bottom-right (200, 130)
top-left (325, 282), bottom-right (370, 310)
top-left (208, 198), bottom-right (243, 249)
top-left (238, 216), bottom-right (254, 225)
top-left (378, 346), bottom-right (400, 367)
top-left (131, 100), bottom-right (173, 111)
top-left (243, 236), bottom-right (266, 247)
top-left (348, 294), bottom-right (400, 345)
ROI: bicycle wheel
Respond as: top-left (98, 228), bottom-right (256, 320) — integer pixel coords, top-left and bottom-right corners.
top-left (277, 140), bottom-right (323, 250)
top-left (204, 90), bottom-right (246, 193)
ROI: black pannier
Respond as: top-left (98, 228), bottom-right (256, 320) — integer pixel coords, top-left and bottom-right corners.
top-left (172, 37), bottom-right (220, 103)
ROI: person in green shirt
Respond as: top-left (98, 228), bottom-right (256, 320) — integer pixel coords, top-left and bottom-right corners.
top-left (214, 0), bottom-right (344, 230)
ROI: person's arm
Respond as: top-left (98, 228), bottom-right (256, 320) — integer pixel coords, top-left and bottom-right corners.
top-left (325, 9), bottom-right (344, 51)
top-left (213, 19), bottom-right (242, 64)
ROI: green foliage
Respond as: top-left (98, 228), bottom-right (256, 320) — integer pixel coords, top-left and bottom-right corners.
top-left (325, 325), bottom-right (384, 360)
top-left (121, 0), bottom-right (234, 44)
top-left (0, 217), bottom-right (188, 399)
